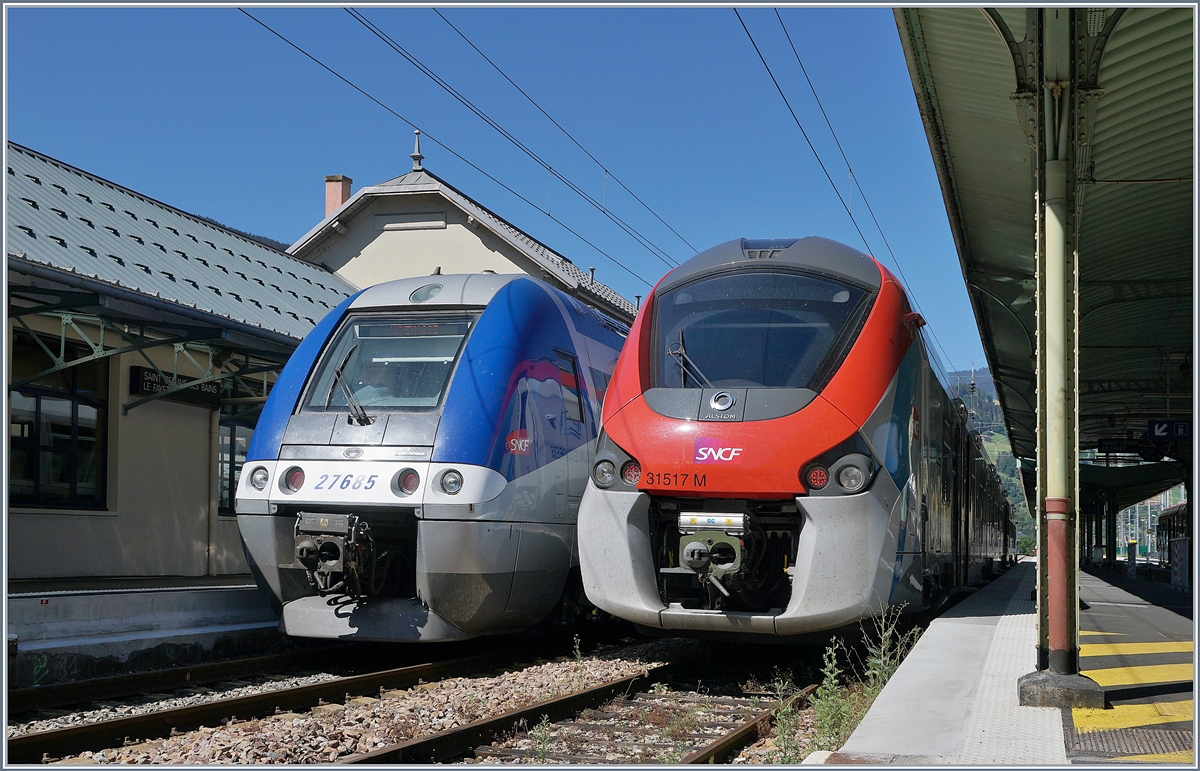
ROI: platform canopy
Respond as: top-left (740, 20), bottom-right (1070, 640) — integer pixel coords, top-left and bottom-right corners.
top-left (896, 7), bottom-right (1193, 503)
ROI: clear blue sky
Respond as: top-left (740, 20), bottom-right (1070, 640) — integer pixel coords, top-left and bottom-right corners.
top-left (7, 5), bottom-right (988, 370)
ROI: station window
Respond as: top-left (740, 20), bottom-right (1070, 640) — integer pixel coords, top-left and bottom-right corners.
top-left (9, 330), bottom-right (108, 509)
top-left (218, 418), bottom-right (254, 514)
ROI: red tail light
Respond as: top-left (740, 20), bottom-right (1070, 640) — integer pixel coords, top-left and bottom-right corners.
top-left (622, 461), bottom-right (642, 485)
top-left (286, 467), bottom-right (305, 491)
top-left (400, 470), bottom-right (421, 494)
top-left (804, 465), bottom-right (829, 490)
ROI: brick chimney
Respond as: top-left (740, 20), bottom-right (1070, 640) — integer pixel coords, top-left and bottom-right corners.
top-left (325, 175), bottom-right (352, 218)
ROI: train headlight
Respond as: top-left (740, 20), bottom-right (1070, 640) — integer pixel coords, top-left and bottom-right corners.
top-left (837, 464), bottom-right (866, 492)
top-left (285, 467), bottom-right (305, 492)
top-left (440, 469), bottom-right (464, 494)
top-left (804, 464), bottom-right (829, 490)
top-left (593, 459), bottom-right (616, 487)
top-left (249, 467), bottom-right (269, 491)
top-left (621, 461), bottom-right (642, 485)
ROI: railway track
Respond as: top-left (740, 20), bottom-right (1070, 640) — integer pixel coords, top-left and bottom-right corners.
top-left (9, 649), bottom-right (531, 764)
top-left (341, 669), bottom-right (818, 764)
top-left (8, 648), bottom-right (349, 714)
top-left (18, 638), bottom-right (812, 765)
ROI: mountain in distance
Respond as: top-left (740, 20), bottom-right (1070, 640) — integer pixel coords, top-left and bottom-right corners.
top-left (191, 214), bottom-right (292, 253)
top-left (945, 367), bottom-right (1034, 543)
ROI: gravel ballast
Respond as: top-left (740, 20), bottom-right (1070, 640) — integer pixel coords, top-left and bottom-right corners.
top-left (40, 638), bottom-right (699, 764)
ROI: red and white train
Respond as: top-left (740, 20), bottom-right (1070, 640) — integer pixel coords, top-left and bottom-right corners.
top-left (578, 237), bottom-right (1014, 639)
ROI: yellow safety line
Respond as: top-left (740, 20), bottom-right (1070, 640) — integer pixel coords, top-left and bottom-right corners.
top-left (1113, 750), bottom-right (1194, 764)
top-left (1072, 700), bottom-right (1193, 733)
top-left (1081, 663), bottom-right (1195, 687)
top-left (1081, 641), bottom-right (1194, 656)
top-left (1080, 630), bottom-right (1125, 636)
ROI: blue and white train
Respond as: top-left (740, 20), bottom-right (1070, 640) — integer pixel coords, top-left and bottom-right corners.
top-left (236, 274), bottom-right (628, 641)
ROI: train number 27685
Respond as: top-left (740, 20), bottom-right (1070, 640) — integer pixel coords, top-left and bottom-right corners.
top-left (643, 471), bottom-right (706, 488)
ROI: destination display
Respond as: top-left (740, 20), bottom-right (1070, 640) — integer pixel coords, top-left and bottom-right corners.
top-left (129, 365), bottom-right (221, 407)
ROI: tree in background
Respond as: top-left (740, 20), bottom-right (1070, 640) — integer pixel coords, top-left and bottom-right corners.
top-left (948, 368), bottom-right (1033, 538)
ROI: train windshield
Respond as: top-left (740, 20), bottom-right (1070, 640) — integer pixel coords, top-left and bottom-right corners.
top-left (304, 314), bottom-right (475, 411)
top-left (652, 270), bottom-right (868, 389)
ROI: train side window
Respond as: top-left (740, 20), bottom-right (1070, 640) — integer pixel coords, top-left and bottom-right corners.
top-left (556, 353), bottom-right (584, 423)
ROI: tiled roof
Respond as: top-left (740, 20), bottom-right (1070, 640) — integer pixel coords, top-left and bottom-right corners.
top-left (6, 142), bottom-right (356, 341)
top-left (291, 167), bottom-right (637, 320)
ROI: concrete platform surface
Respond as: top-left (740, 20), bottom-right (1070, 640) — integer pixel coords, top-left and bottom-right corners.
top-left (7, 578), bottom-right (280, 687)
top-left (825, 559), bottom-right (1194, 765)
top-left (8, 573), bottom-right (258, 595)
top-left (836, 561), bottom-right (1069, 764)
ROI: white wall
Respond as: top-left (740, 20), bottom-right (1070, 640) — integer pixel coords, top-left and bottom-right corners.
top-left (305, 194), bottom-right (542, 288)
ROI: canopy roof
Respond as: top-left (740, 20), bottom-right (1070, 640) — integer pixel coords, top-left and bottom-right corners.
top-left (897, 7), bottom-right (1192, 502)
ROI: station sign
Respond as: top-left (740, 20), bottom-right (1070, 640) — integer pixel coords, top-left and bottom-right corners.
top-left (1147, 420), bottom-right (1191, 444)
top-left (129, 366), bottom-right (221, 408)
top-left (1097, 437), bottom-right (1143, 454)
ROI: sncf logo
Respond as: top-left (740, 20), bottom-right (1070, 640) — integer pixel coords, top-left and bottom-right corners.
top-left (694, 437), bottom-right (744, 463)
top-left (506, 430), bottom-right (531, 455)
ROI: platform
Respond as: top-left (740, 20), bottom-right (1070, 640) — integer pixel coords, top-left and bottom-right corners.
top-left (7, 575), bottom-right (281, 688)
top-left (820, 558), bottom-right (1193, 765)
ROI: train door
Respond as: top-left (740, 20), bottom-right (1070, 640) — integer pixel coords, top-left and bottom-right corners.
top-left (556, 352), bottom-right (587, 522)
top-left (917, 358), bottom-right (932, 599)
top-left (525, 361), bottom-right (568, 522)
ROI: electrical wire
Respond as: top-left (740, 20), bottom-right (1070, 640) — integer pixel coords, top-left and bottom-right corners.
top-left (238, 9), bottom-right (653, 290)
top-left (346, 7), bottom-right (679, 271)
top-left (733, 8), bottom-right (874, 257)
top-left (433, 7), bottom-right (697, 257)
top-left (774, 9), bottom-right (964, 394)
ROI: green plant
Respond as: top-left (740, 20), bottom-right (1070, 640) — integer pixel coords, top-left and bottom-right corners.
top-left (806, 606), bottom-right (922, 756)
top-left (769, 666), bottom-right (797, 701)
top-left (809, 642), bottom-right (854, 751)
top-left (862, 605), bottom-right (921, 702)
top-left (573, 634), bottom-right (583, 664)
top-left (767, 699), bottom-right (806, 764)
top-left (530, 715), bottom-right (552, 762)
top-left (650, 682), bottom-right (668, 695)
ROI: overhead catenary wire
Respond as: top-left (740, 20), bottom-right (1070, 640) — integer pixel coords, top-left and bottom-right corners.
top-left (732, 9), bottom-right (876, 258)
top-left (239, 9), bottom-right (653, 290)
top-left (433, 7), bottom-right (697, 257)
top-left (774, 10), bottom-right (964, 395)
top-left (346, 7), bottom-right (679, 271)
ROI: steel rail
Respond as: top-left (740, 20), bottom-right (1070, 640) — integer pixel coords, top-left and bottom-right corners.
top-left (682, 683), bottom-right (818, 764)
top-left (339, 663), bottom-right (675, 764)
top-left (8, 649), bottom-right (343, 714)
top-left (9, 649), bottom-right (529, 764)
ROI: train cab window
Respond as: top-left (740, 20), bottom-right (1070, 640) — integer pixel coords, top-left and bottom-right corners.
top-left (303, 314), bottom-right (475, 411)
top-left (557, 353), bottom-right (584, 423)
top-left (651, 270), bottom-right (868, 389)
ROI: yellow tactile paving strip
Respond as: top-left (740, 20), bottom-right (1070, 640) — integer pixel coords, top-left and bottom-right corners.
top-left (1067, 571), bottom-right (1193, 763)
top-left (1081, 641), bottom-right (1193, 657)
top-left (1115, 750), bottom-right (1194, 763)
top-left (1080, 663), bottom-right (1194, 687)
top-left (1072, 700), bottom-right (1193, 733)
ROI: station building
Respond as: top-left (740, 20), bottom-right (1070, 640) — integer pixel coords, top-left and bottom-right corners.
top-left (5, 138), bottom-right (635, 585)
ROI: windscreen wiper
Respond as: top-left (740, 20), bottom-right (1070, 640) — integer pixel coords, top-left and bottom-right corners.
top-left (667, 332), bottom-right (713, 389)
top-left (329, 345), bottom-right (374, 426)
